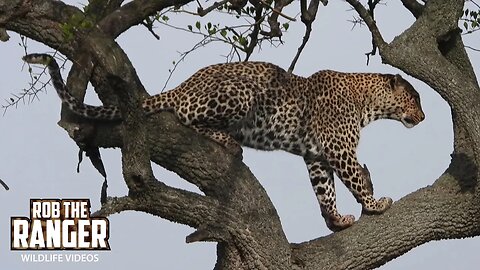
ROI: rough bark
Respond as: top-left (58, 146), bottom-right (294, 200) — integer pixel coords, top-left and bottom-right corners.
top-left (2, 0), bottom-right (480, 269)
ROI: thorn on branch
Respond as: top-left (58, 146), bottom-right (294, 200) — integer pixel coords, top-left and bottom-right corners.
top-left (348, 16), bottom-right (366, 30)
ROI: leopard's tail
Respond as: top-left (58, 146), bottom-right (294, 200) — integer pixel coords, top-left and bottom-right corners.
top-left (22, 54), bottom-right (122, 120)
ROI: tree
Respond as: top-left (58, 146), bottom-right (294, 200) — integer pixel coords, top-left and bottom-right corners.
top-left (1, 0), bottom-right (479, 269)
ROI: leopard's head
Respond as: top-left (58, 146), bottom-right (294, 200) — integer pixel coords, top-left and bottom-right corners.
top-left (382, 74), bottom-right (425, 128)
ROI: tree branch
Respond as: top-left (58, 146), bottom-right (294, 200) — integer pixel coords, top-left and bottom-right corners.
top-left (400, 0), bottom-right (424, 18)
top-left (288, 0), bottom-right (320, 72)
top-left (344, 0), bottom-right (386, 51)
top-left (98, 0), bottom-right (196, 37)
top-left (292, 174), bottom-right (480, 269)
top-left (261, 0), bottom-right (294, 37)
top-left (92, 182), bottom-right (227, 233)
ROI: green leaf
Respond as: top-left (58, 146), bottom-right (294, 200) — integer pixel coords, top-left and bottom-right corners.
top-left (464, 21), bottom-right (469, 30)
top-left (195, 21), bottom-right (201, 30)
top-left (239, 36), bottom-right (248, 47)
top-left (220, 29), bottom-right (227, 38)
top-left (207, 22), bottom-right (212, 29)
top-left (162, 15), bottom-right (169, 22)
top-left (283, 23), bottom-right (289, 31)
top-left (188, 25), bottom-right (193, 31)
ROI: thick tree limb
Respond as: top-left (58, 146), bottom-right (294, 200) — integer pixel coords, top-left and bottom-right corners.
top-left (292, 174), bottom-right (480, 269)
top-left (91, 182), bottom-right (233, 238)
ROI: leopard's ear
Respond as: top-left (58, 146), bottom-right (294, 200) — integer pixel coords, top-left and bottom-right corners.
top-left (389, 74), bottom-right (403, 89)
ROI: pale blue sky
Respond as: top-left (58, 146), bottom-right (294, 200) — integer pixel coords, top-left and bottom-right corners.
top-left (2, 1), bottom-right (479, 269)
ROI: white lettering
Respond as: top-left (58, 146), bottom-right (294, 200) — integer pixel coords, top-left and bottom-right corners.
top-left (77, 220), bottom-right (90, 248)
top-left (91, 219), bottom-right (108, 248)
top-left (62, 220), bottom-right (76, 248)
top-left (45, 220), bottom-right (61, 248)
top-left (12, 219), bottom-right (29, 248)
top-left (29, 220), bottom-right (45, 248)
top-left (32, 202), bottom-right (42, 218)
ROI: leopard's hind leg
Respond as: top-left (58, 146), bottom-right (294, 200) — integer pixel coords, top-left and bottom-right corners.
top-left (190, 125), bottom-right (243, 157)
top-left (169, 75), bottom-right (259, 157)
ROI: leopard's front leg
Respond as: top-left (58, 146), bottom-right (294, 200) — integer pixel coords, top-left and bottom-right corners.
top-left (325, 147), bottom-right (393, 214)
top-left (305, 157), bottom-right (355, 232)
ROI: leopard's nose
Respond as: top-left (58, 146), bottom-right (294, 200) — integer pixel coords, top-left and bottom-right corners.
top-left (419, 112), bottom-right (425, 122)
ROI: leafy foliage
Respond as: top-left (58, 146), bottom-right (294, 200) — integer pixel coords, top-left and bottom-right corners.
top-left (462, 1), bottom-right (480, 34)
top-left (153, 1), bottom-right (293, 62)
top-left (462, 9), bottom-right (480, 33)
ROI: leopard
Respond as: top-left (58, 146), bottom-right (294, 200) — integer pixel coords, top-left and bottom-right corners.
top-left (22, 53), bottom-right (425, 232)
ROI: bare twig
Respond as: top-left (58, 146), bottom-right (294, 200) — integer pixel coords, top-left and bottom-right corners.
top-left (2, 38), bottom-right (67, 115)
top-left (161, 35), bottom-right (212, 92)
top-left (259, 0), bottom-right (297, 21)
top-left (470, 0), bottom-right (480, 9)
top-left (364, 0), bottom-right (381, 65)
top-left (465, 45), bottom-right (480, 52)
top-left (288, 0), bottom-right (320, 72)
top-left (197, 0), bottom-right (229, 16)
top-left (348, 16), bottom-right (366, 29)
top-left (0, 179), bottom-right (9, 191)
top-left (142, 17), bottom-right (160, 40)
top-left (245, 5), bottom-right (264, 60)
top-left (345, 0), bottom-right (387, 65)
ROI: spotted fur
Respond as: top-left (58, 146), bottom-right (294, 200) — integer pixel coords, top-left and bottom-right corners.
top-left (23, 53), bottom-right (425, 231)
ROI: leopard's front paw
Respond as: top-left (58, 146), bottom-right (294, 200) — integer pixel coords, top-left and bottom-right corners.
top-left (362, 196), bottom-right (393, 215)
top-left (325, 214), bottom-right (355, 232)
